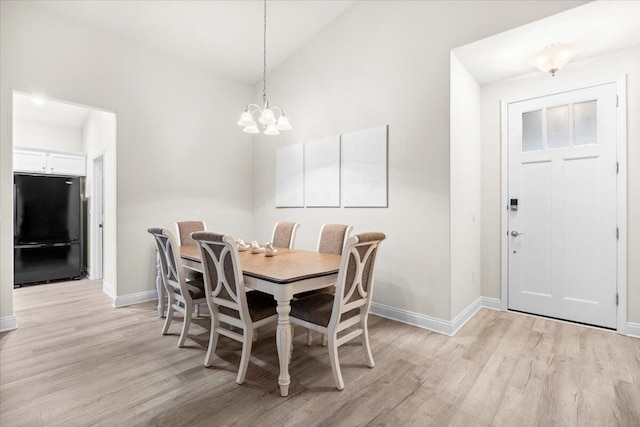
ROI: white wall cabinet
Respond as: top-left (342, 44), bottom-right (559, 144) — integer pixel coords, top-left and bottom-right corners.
top-left (14, 148), bottom-right (86, 176)
top-left (46, 152), bottom-right (86, 176)
top-left (13, 149), bottom-right (48, 173)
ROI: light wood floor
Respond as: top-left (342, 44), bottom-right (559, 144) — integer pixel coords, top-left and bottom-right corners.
top-left (1, 280), bottom-right (639, 426)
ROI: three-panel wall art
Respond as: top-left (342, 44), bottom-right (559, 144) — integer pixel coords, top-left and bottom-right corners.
top-left (275, 125), bottom-right (388, 208)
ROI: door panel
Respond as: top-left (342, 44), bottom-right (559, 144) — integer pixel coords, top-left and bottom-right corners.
top-left (520, 161), bottom-right (553, 297)
top-left (507, 83), bottom-right (617, 329)
top-left (563, 157), bottom-right (600, 302)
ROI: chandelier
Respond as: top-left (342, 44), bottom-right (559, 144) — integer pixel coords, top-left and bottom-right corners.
top-left (237, 0), bottom-right (291, 135)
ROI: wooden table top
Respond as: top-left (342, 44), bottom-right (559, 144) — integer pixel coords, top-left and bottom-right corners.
top-left (180, 245), bottom-right (341, 284)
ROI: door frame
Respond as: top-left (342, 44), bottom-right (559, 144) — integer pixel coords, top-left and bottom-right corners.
top-left (500, 76), bottom-right (627, 334)
top-left (91, 152), bottom-right (105, 280)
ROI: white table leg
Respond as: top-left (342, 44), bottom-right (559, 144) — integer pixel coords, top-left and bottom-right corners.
top-left (156, 252), bottom-right (165, 318)
top-left (276, 300), bottom-right (293, 397)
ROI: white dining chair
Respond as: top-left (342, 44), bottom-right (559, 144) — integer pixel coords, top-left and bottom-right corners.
top-left (289, 232), bottom-right (386, 390)
top-left (192, 231), bottom-right (278, 384)
top-left (303, 223), bottom-right (353, 345)
top-left (148, 227), bottom-right (207, 348)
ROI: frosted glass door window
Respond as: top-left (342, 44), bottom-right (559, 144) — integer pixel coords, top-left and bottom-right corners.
top-left (522, 110), bottom-right (543, 152)
top-left (574, 101), bottom-right (597, 146)
top-left (547, 105), bottom-right (569, 149)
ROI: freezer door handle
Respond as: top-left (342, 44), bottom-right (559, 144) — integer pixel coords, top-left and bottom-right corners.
top-left (14, 242), bottom-right (75, 249)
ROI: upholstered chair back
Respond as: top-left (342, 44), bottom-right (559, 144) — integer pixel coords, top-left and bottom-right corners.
top-left (317, 224), bottom-right (353, 255)
top-left (175, 221), bottom-right (206, 247)
top-left (271, 222), bottom-right (300, 249)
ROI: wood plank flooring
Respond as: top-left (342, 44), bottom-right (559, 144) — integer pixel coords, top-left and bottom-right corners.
top-left (1, 280), bottom-right (639, 426)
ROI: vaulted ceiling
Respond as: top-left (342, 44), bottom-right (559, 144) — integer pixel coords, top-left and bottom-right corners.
top-left (33, 0), bottom-right (356, 85)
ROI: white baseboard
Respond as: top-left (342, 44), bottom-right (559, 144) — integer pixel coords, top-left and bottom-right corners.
top-left (0, 315), bottom-right (17, 332)
top-left (102, 281), bottom-right (116, 300)
top-left (481, 297), bottom-right (502, 311)
top-left (370, 302), bottom-right (454, 336)
top-left (370, 296), bottom-right (501, 337)
top-left (627, 322), bottom-right (640, 338)
top-left (370, 296), bottom-right (640, 340)
top-left (114, 290), bottom-right (158, 308)
top-left (451, 297), bottom-right (483, 336)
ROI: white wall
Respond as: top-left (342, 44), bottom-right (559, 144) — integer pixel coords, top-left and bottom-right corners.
top-left (82, 110), bottom-right (116, 289)
top-left (251, 0), bottom-right (585, 321)
top-left (450, 54), bottom-right (482, 319)
top-left (0, 0), bottom-right (586, 327)
top-left (13, 119), bottom-right (84, 152)
top-left (480, 47), bottom-right (640, 323)
top-left (0, 1), bottom-right (254, 321)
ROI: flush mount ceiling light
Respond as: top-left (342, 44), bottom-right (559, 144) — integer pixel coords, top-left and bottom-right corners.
top-left (528, 43), bottom-right (581, 77)
top-left (237, 0), bottom-right (291, 136)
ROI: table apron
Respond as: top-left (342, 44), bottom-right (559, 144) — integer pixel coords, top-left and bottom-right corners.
top-left (182, 258), bottom-right (202, 272)
top-left (181, 257), bottom-right (336, 300)
top-left (244, 274), bottom-right (338, 301)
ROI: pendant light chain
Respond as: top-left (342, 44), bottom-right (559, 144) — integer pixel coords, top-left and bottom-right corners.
top-left (263, 0), bottom-right (267, 105)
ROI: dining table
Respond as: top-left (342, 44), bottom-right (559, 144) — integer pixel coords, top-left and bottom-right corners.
top-left (155, 245), bottom-right (341, 397)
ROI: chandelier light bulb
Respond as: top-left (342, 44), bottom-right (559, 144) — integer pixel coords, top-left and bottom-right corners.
top-left (243, 124), bottom-right (260, 134)
top-left (237, 111), bottom-right (255, 127)
top-left (259, 108), bottom-right (276, 125)
top-left (264, 124), bottom-right (280, 136)
top-left (276, 115), bottom-right (292, 131)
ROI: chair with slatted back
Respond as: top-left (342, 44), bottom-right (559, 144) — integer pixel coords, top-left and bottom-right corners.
top-left (302, 224), bottom-right (354, 345)
top-left (271, 221), bottom-right (300, 249)
top-left (148, 227), bottom-right (207, 348)
top-left (191, 231), bottom-right (278, 384)
top-left (289, 232), bottom-right (386, 390)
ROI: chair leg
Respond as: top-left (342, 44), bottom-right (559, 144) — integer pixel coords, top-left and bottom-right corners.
top-left (361, 321), bottom-right (375, 368)
top-left (237, 328), bottom-right (253, 384)
top-left (322, 334), bottom-right (328, 346)
top-left (306, 329), bottom-right (313, 346)
top-left (204, 314), bottom-right (219, 367)
top-left (327, 333), bottom-right (345, 390)
top-left (253, 328), bottom-right (258, 342)
top-left (194, 303), bottom-right (200, 318)
top-left (178, 303), bottom-right (193, 348)
top-left (162, 295), bottom-right (174, 335)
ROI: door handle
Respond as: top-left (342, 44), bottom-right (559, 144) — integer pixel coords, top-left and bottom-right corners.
top-left (511, 231), bottom-right (524, 237)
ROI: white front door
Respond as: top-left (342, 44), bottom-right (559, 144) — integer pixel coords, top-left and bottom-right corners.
top-left (507, 83), bottom-right (618, 329)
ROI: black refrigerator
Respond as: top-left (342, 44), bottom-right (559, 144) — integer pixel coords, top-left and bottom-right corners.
top-left (14, 174), bottom-right (83, 285)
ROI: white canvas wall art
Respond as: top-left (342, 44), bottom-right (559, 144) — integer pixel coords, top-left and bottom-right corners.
top-left (275, 143), bottom-right (304, 208)
top-left (342, 125), bottom-right (388, 207)
top-left (304, 136), bottom-right (340, 207)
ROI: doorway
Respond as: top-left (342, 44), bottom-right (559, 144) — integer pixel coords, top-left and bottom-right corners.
top-left (501, 80), bottom-right (626, 330)
top-left (11, 92), bottom-right (116, 293)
